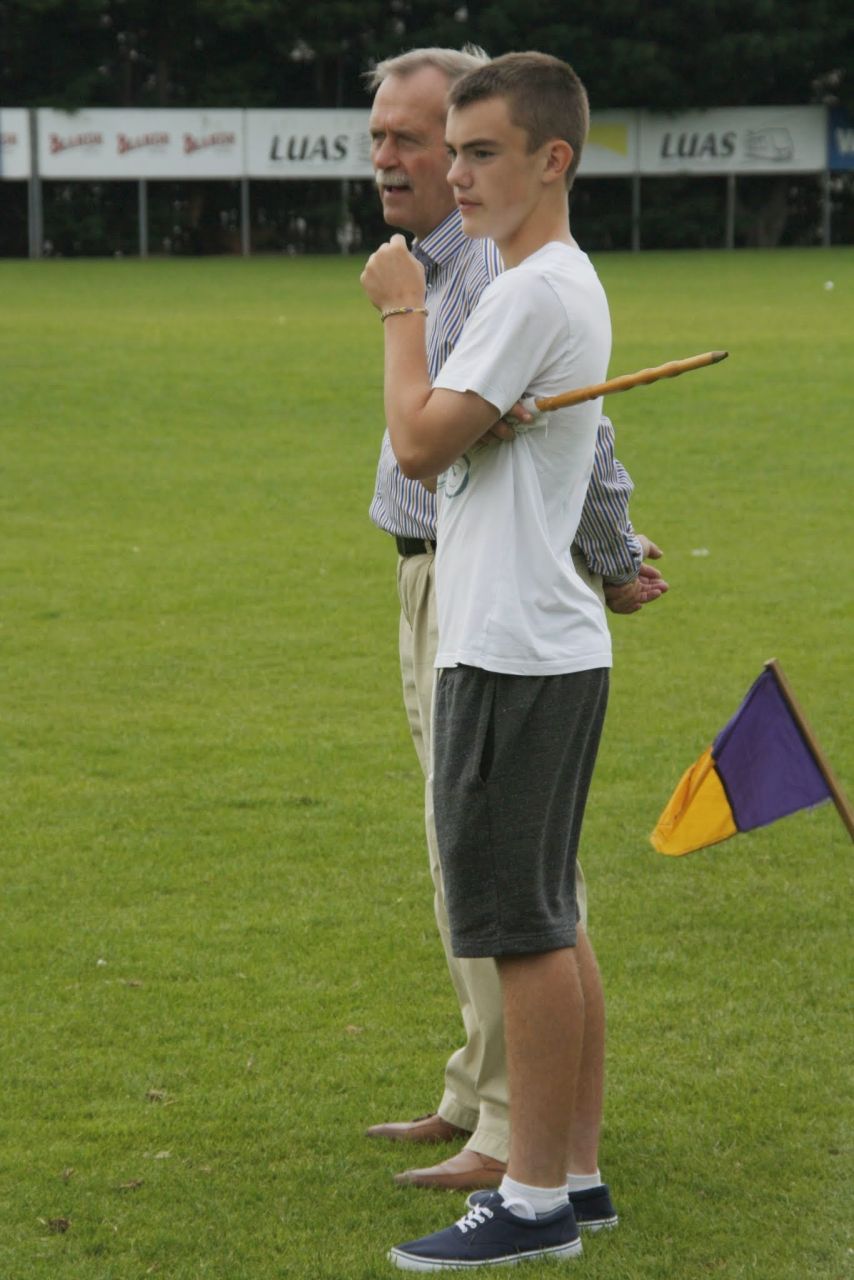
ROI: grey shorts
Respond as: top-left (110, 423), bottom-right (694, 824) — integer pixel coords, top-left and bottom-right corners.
top-left (432, 665), bottom-right (608, 958)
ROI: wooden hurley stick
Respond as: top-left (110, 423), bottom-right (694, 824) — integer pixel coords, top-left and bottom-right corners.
top-left (765, 659), bottom-right (854, 842)
top-left (534, 349), bottom-right (728, 412)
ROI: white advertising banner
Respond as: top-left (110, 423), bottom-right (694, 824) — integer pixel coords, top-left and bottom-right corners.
top-left (580, 112), bottom-right (637, 176)
top-left (246, 109), bottom-right (373, 179)
top-left (0, 109), bottom-right (31, 179)
top-left (639, 106), bottom-right (826, 174)
top-left (38, 109), bottom-right (243, 179)
top-left (17, 105), bottom-right (831, 182)
top-left (244, 108), bottom-right (638, 181)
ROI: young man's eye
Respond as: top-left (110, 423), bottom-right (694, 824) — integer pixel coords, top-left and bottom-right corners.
top-left (474, 149), bottom-right (494, 160)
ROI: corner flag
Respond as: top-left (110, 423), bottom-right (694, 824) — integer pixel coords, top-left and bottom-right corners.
top-left (651, 660), bottom-right (854, 856)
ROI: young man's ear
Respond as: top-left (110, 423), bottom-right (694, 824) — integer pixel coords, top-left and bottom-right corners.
top-left (542, 139), bottom-right (573, 185)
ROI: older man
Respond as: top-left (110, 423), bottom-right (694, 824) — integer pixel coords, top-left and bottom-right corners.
top-left (364, 46), bottom-right (666, 1209)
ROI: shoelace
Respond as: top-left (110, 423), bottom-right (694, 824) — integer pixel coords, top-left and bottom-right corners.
top-left (454, 1204), bottom-right (494, 1234)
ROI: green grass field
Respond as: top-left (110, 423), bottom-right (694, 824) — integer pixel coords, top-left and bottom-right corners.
top-left (1, 247), bottom-right (852, 1279)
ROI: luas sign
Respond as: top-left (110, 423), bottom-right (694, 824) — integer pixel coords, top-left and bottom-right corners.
top-left (247, 110), bottom-right (374, 178)
top-left (660, 129), bottom-right (737, 160)
top-left (641, 107), bottom-right (825, 173)
top-left (269, 132), bottom-right (349, 163)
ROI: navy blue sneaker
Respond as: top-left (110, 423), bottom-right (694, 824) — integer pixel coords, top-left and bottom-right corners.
top-left (388, 1198), bottom-right (581, 1271)
top-left (568, 1184), bottom-right (619, 1231)
top-left (466, 1185), bottom-right (618, 1232)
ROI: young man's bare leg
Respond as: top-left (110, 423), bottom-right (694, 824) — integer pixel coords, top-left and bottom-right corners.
top-left (567, 927), bottom-right (605, 1177)
top-left (558, 929), bottom-right (619, 1230)
top-left (497, 947), bottom-right (584, 1192)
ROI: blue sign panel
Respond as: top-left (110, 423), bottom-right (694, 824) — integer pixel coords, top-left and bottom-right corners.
top-left (828, 108), bottom-right (854, 171)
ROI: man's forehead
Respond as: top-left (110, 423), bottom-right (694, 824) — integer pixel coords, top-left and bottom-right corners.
top-left (370, 69), bottom-right (448, 132)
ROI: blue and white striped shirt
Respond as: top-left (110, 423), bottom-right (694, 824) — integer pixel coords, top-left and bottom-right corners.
top-left (368, 210), bottom-right (642, 583)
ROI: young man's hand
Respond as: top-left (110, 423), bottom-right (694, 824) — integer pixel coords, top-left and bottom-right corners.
top-left (360, 234), bottom-right (426, 313)
top-left (476, 400), bottom-right (533, 445)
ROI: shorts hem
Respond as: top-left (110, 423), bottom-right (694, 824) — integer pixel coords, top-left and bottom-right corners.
top-left (450, 929), bottom-right (577, 959)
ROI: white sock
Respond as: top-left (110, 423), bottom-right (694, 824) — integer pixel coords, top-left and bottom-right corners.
top-left (566, 1169), bottom-right (603, 1193)
top-left (498, 1174), bottom-right (569, 1220)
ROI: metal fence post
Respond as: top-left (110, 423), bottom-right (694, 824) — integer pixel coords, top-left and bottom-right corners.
top-left (725, 173), bottom-right (736, 249)
top-left (138, 178), bottom-right (148, 257)
top-left (631, 172), bottom-right (641, 252)
top-left (28, 107), bottom-right (42, 259)
top-left (240, 177), bottom-right (250, 256)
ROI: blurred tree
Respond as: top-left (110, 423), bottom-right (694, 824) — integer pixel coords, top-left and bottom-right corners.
top-left (2, 0), bottom-right (848, 254)
top-left (1, 0), bottom-right (850, 110)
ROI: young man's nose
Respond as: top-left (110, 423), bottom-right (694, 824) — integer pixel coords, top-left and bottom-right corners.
top-left (447, 156), bottom-right (469, 187)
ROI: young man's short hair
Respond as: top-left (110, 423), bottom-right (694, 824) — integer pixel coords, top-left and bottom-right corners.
top-left (364, 44), bottom-right (489, 92)
top-left (448, 51), bottom-right (590, 188)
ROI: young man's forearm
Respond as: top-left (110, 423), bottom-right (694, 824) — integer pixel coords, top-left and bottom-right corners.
top-left (383, 318), bottom-right (500, 479)
top-left (382, 314), bottom-right (433, 476)
top-left (362, 235), bottom-right (501, 477)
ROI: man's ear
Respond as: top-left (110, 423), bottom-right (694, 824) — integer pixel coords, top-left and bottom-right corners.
top-left (542, 139), bottom-right (573, 185)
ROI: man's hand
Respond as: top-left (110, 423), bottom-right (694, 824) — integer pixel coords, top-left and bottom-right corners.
top-left (360, 234), bottom-right (426, 312)
top-left (476, 400), bottom-right (533, 446)
top-left (604, 535), bottom-right (669, 615)
top-left (637, 534), bottom-right (663, 561)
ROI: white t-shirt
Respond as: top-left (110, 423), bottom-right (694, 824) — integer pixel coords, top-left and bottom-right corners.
top-left (432, 241), bottom-right (613, 676)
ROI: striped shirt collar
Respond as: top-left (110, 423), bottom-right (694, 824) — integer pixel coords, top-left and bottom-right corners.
top-left (411, 209), bottom-right (468, 272)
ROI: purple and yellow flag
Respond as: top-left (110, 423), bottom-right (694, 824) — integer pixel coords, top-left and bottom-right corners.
top-left (651, 661), bottom-right (852, 856)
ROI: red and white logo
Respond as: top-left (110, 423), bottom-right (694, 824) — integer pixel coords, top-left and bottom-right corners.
top-left (183, 131), bottom-right (236, 155)
top-left (49, 132), bottom-right (103, 154)
top-left (0, 132), bottom-right (18, 147)
top-left (117, 132), bottom-right (170, 154)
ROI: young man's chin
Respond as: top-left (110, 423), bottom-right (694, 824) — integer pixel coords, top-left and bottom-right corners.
top-left (459, 204), bottom-right (487, 232)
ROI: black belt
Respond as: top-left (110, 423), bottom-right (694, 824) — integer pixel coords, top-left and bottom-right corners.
top-left (395, 536), bottom-right (436, 557)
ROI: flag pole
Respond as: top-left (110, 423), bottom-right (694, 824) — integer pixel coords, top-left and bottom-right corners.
top-left (765, 658), bottom-right (854, 841)
top-left (534, 350), bottom-right (728, 413)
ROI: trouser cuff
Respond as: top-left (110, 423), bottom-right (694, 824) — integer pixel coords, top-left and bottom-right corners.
top-left (464, 1120), bottom-right (509, 1165)
top-left (437, 1091), bottom-right (479, 1136)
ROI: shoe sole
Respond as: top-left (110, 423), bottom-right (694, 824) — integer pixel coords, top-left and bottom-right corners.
top-left (388, 1239), bottom-right (582, 1271)
top-left (580, 1216), bottom-right (618, 1232)
top-left (395, 1175), bottom-right (506, 1190)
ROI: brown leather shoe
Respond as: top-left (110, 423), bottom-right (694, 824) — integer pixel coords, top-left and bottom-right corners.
top-left (393, 1148), bottom-right (507, 1189)
top-left (365, 1112), bottom-right (471, 1144)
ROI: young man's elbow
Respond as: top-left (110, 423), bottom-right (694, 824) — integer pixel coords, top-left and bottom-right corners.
top-left (391, 440), bottom-right (441, 480)
top-left (397, 449), bottom-right (436, 480)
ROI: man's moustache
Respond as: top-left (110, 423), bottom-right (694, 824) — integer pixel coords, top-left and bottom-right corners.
top-left (376, 171), bottom-right (411, 189)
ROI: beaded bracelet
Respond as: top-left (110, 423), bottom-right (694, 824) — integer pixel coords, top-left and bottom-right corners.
top-left (380, 306), bottom-right (429, 322)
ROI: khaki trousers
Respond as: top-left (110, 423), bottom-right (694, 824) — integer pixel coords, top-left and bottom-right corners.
top-left (396, 550), bottom-right (595, 1164)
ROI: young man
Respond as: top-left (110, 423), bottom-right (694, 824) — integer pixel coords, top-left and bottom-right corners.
top-left (365, 46), bottom-right (667, 1200)
top-left (362, 53), bottom-right (618, 1268)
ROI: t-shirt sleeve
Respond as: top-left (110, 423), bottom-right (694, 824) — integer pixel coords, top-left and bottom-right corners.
top-left (432, 269), bottom-right (565, 416)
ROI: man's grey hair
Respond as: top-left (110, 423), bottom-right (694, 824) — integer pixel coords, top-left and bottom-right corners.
top-left (364, 44), bottom-right (489, 92)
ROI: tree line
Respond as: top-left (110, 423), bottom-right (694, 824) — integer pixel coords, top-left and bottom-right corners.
top-left (1, 0), bottom-right (850, 114)
top-left (2, 1), bottom-right (850, 255)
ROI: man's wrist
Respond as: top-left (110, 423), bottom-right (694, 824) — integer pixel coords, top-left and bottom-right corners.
top-left (381, 306), bottom-right (428, 323)
top-left (602, 569), bottom-right (638, 587)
